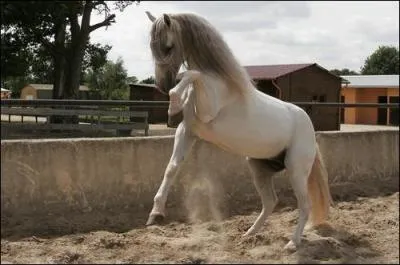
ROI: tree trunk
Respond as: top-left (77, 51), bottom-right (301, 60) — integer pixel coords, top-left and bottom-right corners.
top-left (50, 20), bottom-right (67, 124)
top-left (63, 1), bottom-right (91, 100)
top-left (63, 37), bottom-right (87, 99)
top-left (60, 36), bottom-right (88, 124)
top-left (53, 21), bottom-right (66, 99)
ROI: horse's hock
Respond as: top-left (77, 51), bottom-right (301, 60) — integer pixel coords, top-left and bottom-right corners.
top-left (1, 129), bottom-right (398, 237)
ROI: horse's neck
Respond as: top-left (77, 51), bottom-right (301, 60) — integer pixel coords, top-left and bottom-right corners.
top-left (192, 75), bottom-right (236, 123)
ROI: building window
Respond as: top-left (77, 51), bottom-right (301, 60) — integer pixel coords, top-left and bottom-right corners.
top-left (377, 96), bottom-right (388, 125)
top-left (311, 94), bottom-right (326, 102)
top-left (312, 95), bottom-right (318, 102)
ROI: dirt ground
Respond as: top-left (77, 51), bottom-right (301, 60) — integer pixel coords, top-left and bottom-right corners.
top-left (1, 191), bottom-right (398, 264)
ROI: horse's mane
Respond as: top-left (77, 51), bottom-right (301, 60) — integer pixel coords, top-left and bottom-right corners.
top-left (150, 13), bottom-right (254, 94)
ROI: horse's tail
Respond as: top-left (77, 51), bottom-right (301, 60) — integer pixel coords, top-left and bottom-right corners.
top-left (307, 145), bottom-right (333, 226)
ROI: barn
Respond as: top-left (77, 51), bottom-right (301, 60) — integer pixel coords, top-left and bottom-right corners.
top-left (20, 84), bottom-right (90, 100)
top-left (244, 63), bottom-right (343, 131)
top-left (129, 83), bottom-right (169, 123)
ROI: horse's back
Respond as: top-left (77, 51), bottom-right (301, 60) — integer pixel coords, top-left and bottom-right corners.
top-left (251, 89), bottom-right (315, 135)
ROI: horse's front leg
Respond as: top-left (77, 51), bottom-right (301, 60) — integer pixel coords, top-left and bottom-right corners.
top-left (168, 70), bottom-right (200, 116)
top-left (146, 122), bottom-right (196, 225)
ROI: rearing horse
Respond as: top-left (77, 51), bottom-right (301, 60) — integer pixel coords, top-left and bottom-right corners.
top-left (144, 11), bottom-right (333, 251)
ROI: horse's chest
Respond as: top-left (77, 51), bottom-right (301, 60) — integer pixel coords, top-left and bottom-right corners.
top-left (191, 121), bottom-right (217, 142)
top-left (191, 120), bottom-right (233, 152)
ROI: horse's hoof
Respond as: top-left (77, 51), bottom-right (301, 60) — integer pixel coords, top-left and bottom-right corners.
top-left (283, 240), bottom-right (298, 252)
top-left (146, 214), bottom-right (165, 226)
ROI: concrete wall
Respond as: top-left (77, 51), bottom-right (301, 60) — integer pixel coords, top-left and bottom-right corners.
top-left (1, 129), bottom-right (398, 237)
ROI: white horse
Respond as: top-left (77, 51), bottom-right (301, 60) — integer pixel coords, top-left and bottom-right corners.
top-left (144, 11), bottom-right (333, 251)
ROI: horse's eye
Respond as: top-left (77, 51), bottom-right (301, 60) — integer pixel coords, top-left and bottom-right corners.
top-left (164, 45), bottom-right (173, 54)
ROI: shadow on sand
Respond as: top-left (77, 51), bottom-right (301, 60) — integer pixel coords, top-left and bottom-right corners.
top-left (296, 223), bottom-right (382, 264)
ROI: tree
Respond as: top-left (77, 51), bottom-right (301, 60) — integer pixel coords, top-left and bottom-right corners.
top-left (330, 68), bottom-right (359, 76)
top-left (140, 76), bottom-right (155, 84)
top-left (1, 42), bottom-right (111, 98)
top-left (1, 1), bottom-right (136, 100)
top-left (85, 57), bottom-right (130, 100)
top-left (127, 76), bottom-right (139, 84)
top-left (83, 43), bottom-right (112, 75)
top-left (0, 28), bottom-right (33, 81)
top-left (361, 46), bottom-right (399, 75)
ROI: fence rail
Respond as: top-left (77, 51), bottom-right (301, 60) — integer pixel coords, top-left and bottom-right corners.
top-left (1, 99), bottom-right (398, 138)
top-left (1, 99), bottom-right (399, 109)
top-left (1, 99), bottom-right (151, 137)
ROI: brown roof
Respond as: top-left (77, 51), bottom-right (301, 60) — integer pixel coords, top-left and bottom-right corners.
top-left (244, 63), bottom-right (315, 80)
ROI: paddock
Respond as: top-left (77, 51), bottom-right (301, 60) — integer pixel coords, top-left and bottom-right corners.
top-left (1, 129), bottom-right (399, 263)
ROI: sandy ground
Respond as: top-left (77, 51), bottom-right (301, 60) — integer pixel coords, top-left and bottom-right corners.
top-left (1, 117), bottom-right (398, 263)
top-left (1, 192), bottom-right (398, 264)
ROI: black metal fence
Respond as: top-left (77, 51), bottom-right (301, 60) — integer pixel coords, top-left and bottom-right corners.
top-left (1, 99), bottom-right (399, 109)
top-left (1, 99), bottom-right (399, 127)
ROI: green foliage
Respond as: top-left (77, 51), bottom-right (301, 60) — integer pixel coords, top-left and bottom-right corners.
top-left (0, 30), bottom-right (33, 79)
top-left (83, 43), bottom-right (112, 73)
top-left (1, 1), bottom-right (136, 99)
top-left (28, 45), bottom-right (54, 83)
top-left (1, 1), bottom-right (67, 77)
top-left (330, 68), bottom-right (359, 76)
top-left (361, 45), bottom-right (399, 75)
top-left (127, 76), bottom-right (139, 84)
top-left (85, 57), bottom-right (130, 100)
top-left (140, 76), bottom-right (155, 84)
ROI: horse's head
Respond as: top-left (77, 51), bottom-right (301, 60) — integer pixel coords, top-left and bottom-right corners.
top-left (146, 11), bottom-right (184, 94)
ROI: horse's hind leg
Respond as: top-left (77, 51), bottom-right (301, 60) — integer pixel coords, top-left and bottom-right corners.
top-left (243, 158), bottom-right (278, 236)
top-left (283, 142), bottom-right (316, 251)
top-left (146, 122), bottom-right (196, 225)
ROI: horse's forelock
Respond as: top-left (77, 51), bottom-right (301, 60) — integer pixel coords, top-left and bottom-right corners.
top-left (150, 16), bottom-right (183, 66)
top-left (150, 19), bottom-right (167, 62)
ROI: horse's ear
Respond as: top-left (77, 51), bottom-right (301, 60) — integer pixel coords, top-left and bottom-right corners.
top-left (163, 14), bottom-right (171, 27)
top-left (145, 11), bottom-right (156, 23)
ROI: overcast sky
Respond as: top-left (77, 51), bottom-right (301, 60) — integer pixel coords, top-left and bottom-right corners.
top-left (90, 1), bottom-right (399, 81)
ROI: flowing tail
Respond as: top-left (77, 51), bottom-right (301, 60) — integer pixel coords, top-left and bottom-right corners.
top-left (307, 145), bottom-right (334, 226)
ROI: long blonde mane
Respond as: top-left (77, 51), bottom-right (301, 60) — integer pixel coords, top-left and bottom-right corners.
top-left (150, 13), bottom-right (254, 94)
